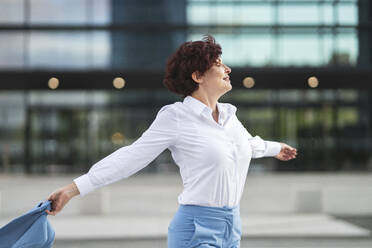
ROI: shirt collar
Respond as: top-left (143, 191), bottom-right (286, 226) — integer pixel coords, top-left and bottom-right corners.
top-left (183, 96), bottom-right (236, 118)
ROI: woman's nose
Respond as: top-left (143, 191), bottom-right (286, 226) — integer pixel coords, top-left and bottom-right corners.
top-left (224, 64), bottom-right (231, 74)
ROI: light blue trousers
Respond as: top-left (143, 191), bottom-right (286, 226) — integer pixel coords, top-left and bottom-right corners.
top-left (168, 204), bottom-right (241, 248)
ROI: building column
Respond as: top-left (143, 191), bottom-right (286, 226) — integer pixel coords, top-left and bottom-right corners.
top-left (358, 0), bottom-right (372, 67)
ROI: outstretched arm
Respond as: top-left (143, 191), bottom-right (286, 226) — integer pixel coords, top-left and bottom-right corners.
top-left (45, 105), bottom-right (178, 215)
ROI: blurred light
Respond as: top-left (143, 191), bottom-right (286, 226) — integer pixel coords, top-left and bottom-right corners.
top-left (111, 132), bottom-right (125, 145)
top-left (113, 77), bottom-right (126, 89)
top-left (308, 76), bottom-right (319, 88)
top-left (48, 77), bottom-right (59, 89)
top-left (243, 77), bottom-right (255, 88)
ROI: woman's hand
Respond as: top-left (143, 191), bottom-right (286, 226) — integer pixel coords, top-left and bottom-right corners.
top-left (45, 182), bottom-right (80, 216)
top-left (275, 143), bottom-right (297, 161)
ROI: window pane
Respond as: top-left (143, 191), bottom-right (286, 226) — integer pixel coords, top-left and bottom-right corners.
top-left (0, 0), bottom-right (24, 23)
top-left (187, 3), bottom-right (272, 25)
top-left (226, 34), bottom-right (272, 67)
top-left (91, 0), bottom-right (111, 24)
top-left (29, 31), bottom-right (110, 69)
top-left (30, 0), bottom-right (88, 24)
top-left (337, 32), bottom-right (358, 66)
top-left (322, 4), bottom-right (334, 25)
top-left (0, 92), bottom-right (25, 172)
top-left (188, 33), bottom-right (273, 67)
top-left (279, 4), bottom-right (320, 24)
top-left (0, 32), bottom-right (25, 69)
top-left (278, 34), bottom-right (320, 66)
top-left (234, 5), bottom-right (272, 25)
top-left (0, 0), bottom-right (111, 25)
top-left (214, 5), bottom-right (235, 24)
top-left (91, 31), bottom-right (111, 68)
top-left (338, 4), bottom-right (358, 25)
top-left (187, 5), bottom-right (210, 24)
top-left (29, 32), bottom-right (89, 68)
top-left (321, 33), bottom-right (335, 65)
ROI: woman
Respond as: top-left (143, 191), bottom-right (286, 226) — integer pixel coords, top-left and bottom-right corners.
top-left (46, 35), bottom-right (297, 247)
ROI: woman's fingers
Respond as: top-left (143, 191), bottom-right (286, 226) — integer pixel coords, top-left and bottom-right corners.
top-left (46, 200), bottom-right (63, 215)
top-left (45, 197), bottom-right (58, 215)
top-left (45, 209), bottom-right (55, 216)
top-left (285, 150), bottom-right (296, 158)
top-left (276, 143), bottom-right (298, 161)
top-left (47, 193), bottom-right (55, 202)
top-left (45, 183), bottom-right (79, 216)
top-left (45, 189), bottom-right (64, 215)
top-left (283, 146), bottom-right (297, 157)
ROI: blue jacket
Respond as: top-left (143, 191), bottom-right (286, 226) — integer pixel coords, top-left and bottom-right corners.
top-left (0, 201), bottom-right (55, 248)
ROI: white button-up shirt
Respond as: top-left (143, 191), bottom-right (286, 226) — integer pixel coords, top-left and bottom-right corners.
top-left (74, 96), bottom-right (281, 207)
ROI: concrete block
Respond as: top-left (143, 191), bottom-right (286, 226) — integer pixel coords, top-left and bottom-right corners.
top-left (293, 184), bottom-right (323, 213)
top-left (79, 189), bottom-right (111, 215)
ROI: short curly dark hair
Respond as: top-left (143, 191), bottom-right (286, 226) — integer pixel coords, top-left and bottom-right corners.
top-left (163, 35), bottom-right (222, 97)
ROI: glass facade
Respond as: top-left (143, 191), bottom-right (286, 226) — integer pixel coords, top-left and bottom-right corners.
top-left (0, 0), bottom-right (371, 174)
top-left (0, 0), bottom-right (112, 70)
top-left (1, 88), bottom-right (371, 174)
top-left (0, 0), bottom-right (361, 70)
top-left (187, 0), bottom-right (359, 67)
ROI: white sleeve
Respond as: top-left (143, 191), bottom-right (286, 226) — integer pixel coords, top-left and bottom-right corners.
top-left (74, 105), bottom-right (179, 196)
top-left (247, 135), bottom-right (281, 159)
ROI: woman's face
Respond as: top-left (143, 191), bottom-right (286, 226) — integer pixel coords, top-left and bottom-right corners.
top-left (200, 58), bottom-right (232, 96)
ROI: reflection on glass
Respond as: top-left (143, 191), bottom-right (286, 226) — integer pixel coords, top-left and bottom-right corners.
top-left (188, 1), bottom-right (357, 26)
top-left (187, 5), bottom-right (210, 24)
top-left (187, 3), bottom-right (272, 25)
top-left (188, 33), bottom-right (273, 67)
top-left (0, 0), bottom-right (362, 70)
top-left (29, 0), bottom-right (110, 24)
top-left (29, 31), bottom-right (110, 69)
top-left (0, 0), bottom-right (24, 23)
top-left (91, 31), bottom-right (111, 68)
top-left (30, 32), bottom-right (89, 68)
top-left (0, 92), bottom-right (26, 172)
top-left (91, 0), bottom-right (112, 24)
top-left (279, 34), bottom-right (320, 66)
top-left (322, 4), bottom-right (334, 25)
top-left (336, 33), bottom-right (358, 65)
top-left (337, 3), bottom-right (358, 25)
top-left (234, 5), bottom-right (272, 25)
top-left (0, 32), bottom-right (25, 68)
top-left (186, 0), bottom-right (359, 68)
top-left (0, 89), bottom-right (371, 173)
top-left (190, 30), bottom-right (358, 68)
top-left (320, 33), bottom-right (334, 65)
top-left (30, 0), bottom-right (88, 24)
top-left (279, 5), bottom-right (319, 24)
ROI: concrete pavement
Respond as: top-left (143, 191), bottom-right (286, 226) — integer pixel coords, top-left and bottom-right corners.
top-left (0, 173), bottom-right (372, 242)
top-left (44, 214), bottom-right (370, 240)
top-left (52, 237), bottom-right (372, 248)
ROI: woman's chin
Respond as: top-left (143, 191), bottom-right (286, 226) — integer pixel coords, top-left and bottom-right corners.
top-left (223, 84), bottom-right (232, 93)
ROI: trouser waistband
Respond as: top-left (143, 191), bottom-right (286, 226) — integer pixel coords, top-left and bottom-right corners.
top-left (178, 204), bottom-right (240, 218)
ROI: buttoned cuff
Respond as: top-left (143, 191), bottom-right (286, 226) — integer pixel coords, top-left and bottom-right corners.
top-left (264, 141), bottom-right (281, 157)
top-left (74, 174), bottom-right (95, 197)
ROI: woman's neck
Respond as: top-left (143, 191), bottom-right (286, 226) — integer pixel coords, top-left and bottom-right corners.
top-left (191, 92), bottom-right (219, 114)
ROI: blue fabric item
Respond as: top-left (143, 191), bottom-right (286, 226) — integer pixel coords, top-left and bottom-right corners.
top-left (168, 204), bottom-right (241, 248)
top-left (0, 200), bottom-right (55, 248)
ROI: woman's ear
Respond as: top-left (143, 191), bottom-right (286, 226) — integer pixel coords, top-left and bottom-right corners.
top-left (191, 71), bottom-right (203, 84)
